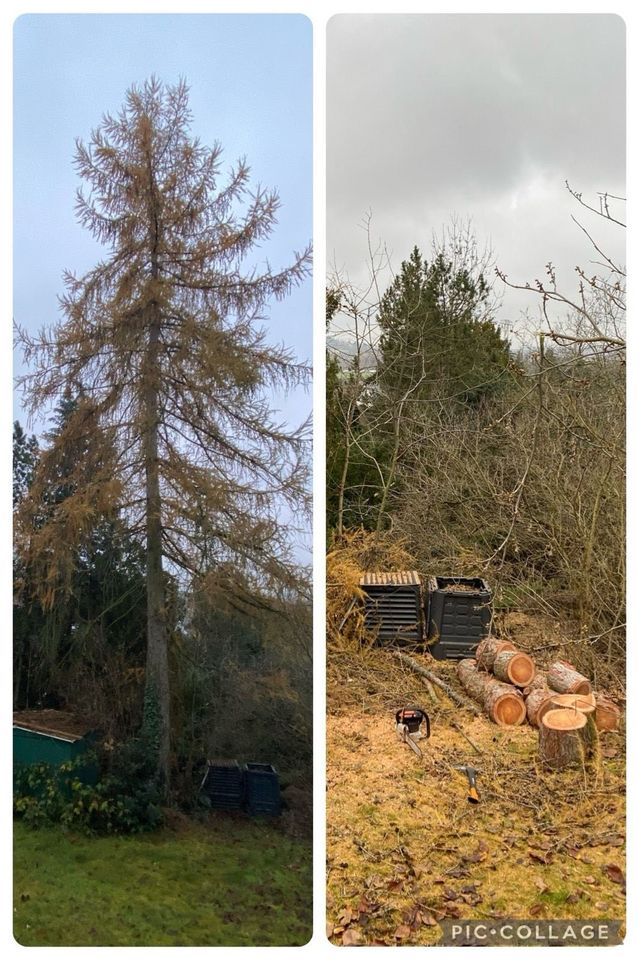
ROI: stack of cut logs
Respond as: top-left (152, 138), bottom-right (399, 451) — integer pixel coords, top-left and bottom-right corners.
top-left (456, 638), bottom-right (621, 770)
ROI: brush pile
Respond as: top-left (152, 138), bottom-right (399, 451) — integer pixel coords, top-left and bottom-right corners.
top-left (326, 530), bottom-right (417, 650)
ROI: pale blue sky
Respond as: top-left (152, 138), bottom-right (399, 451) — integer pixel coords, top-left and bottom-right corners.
top-left (13, 13), bottom-right (313, 428)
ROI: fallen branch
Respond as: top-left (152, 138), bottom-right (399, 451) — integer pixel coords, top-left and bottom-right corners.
top-left (393, 651), bottom-right (481, 716)
top-left (451, 720), bottom-right (483, 755)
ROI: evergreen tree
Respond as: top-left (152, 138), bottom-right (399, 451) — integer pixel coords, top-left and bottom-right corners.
top-left (377, 245), bottom-right (509, 407)
top-left (13, 421), bottom-right (38, 507)
top-left (13, 403), bottom-right (147, 719)
top-left (16, 77), bottom-right (311, 788)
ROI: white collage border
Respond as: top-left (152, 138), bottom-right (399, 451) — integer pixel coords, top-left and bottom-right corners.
top-left (1, 2), bottom-right (635, 957)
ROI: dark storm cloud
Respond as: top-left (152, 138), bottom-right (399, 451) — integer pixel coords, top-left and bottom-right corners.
top-left (327, 13), bottom-right (625, 330)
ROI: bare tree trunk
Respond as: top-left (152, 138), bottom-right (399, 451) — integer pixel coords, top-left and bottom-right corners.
top-left (143, 160), bottom-right (170, 788)
top-left (336, 397), bottom-right (356, 539)
top-left (144, 312), bottom-right (171, 789)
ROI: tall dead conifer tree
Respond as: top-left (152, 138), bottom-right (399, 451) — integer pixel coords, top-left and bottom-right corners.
top-left (17, 77), bottom-right (312, 788)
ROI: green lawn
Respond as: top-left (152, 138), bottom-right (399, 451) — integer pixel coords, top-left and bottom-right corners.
top-left (13, 816), bottom-right (312, 946)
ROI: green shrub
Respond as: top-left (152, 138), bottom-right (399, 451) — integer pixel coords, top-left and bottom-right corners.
top-left (14, 743), bottom-right (164, 835)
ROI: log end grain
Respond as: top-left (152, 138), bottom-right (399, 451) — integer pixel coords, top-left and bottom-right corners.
top-left (493, 649), bottom-right (535, 687)
top-left (595, 697), bottom-right (622, 732)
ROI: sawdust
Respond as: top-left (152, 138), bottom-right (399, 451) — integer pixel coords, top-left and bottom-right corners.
top-left (327, 641), bottom-right (625, 946)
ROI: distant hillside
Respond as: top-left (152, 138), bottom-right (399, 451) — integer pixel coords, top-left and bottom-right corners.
top-left (326, 335), bottom-right (377, 370)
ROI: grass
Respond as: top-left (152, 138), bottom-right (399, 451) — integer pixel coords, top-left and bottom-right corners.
top-left (13, 814), bottom-right (312, 946)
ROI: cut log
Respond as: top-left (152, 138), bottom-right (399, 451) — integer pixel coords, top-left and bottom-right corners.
top-left (484, 682), bottom-right (527, 726)
top-left (525, 686), bottom-right (555, 727)
top-left (475, 637), bottom-right (516, 671)
top-left (524, 672), bottom-right (547, 695)
top-left (549, 692), bottom-right (596, 712)
top-left (492, 649), bottom-right (536, 687)
top-left (539, 708), bottom-right (587, 770)
top-left (595, 696), bottom-right (621, 732)
top-left (457, 659), bottom-right (526, 726)
top-left (547, 661), bottom-right (592, 695)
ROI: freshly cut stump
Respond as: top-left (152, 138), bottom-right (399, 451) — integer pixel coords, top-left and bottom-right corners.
top-left (457, 659), bottom-right (526, 726)
top-left (549, 695), bottom-right (599, 759)
top-left (493, 649), bottom-right (536, 687)
top-left (539, 708), bottom-right (587, 770)
top-left (547, 661), bottom-right (592, 695)
top-left (476, 637), bottom-right (516, 672)
top-left (525, 687), bottom-right (555, 728)
top-left (595, 696), bottom-right (621, 732)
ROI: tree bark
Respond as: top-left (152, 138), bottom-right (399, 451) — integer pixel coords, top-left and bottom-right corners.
top-left (524, 672), bottom-right (548, 695)
top-left (457, 659), bottom-right (525, 726)
top-left (525, 686), bottom-right (555, 727)
top-left (539, 708), bottom-right (587, 770)
top-left (475, 637), bottom-right (515, 671)
top-left (144, 313), bottom-right (171, 789)
top-left (492, 649), bottom-right (536, 687)
top-left (143, 146), bottom-right (171, 794)
top-left (143, 175), bottom-right (171, 788)
top-left (547, 661), bottom-right (592, 695)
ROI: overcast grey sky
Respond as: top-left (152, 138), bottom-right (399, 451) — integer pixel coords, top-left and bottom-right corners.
top-left (327, 13), bottom-right (625, 341)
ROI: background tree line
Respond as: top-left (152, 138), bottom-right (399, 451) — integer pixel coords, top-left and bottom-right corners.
top-left (327, 195), bottom-right (625, 680)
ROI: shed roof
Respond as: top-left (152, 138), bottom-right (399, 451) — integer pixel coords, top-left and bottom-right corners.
top-left (13, 709), bottom-right (94, 743)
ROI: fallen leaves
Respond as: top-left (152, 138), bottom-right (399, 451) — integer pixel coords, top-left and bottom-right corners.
top-left (342, 927), bottom-right (363, 946)
top-left (528, 849), bottom-right (554, 865)
top-left (393, 923), bottom-right (411, 942)
top-left (603, 864), bottom-right (625, 890)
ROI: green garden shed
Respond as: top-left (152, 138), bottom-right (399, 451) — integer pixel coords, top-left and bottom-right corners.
top-left (13, 710), bottom-right (99, 785)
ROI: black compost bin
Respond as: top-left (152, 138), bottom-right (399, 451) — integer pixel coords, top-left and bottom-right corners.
top-left (360, 571), bottom-right (423, 646)
top-left (201, 759), bottom-right (245, 810)
top-left (426, 576), bottom-right (492, 660)
top-left (244, 763), bottom-right (281, 816)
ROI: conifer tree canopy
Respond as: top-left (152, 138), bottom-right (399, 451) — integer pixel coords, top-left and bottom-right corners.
top-left (16, 76), bottom-right (312, 786)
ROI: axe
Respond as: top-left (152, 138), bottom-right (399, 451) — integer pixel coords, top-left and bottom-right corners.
top-left (454, 764), bottom-right (480, 804)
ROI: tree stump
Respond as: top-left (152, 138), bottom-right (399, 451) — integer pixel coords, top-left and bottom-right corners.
top-left (548, 697), bottom-right (598, 759)
top-left (539, 708), bottom-right (587, 770)
top-left (457, 659), bottom-right (526, 726)
top-left (547, 661), bottom-right (592, 695)
top-left (475, 637), bottom-right (516, 671)
top-left (493, 649), bottom-right (536, 687)
top-left (595, 696), bottom-right (621, 732)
